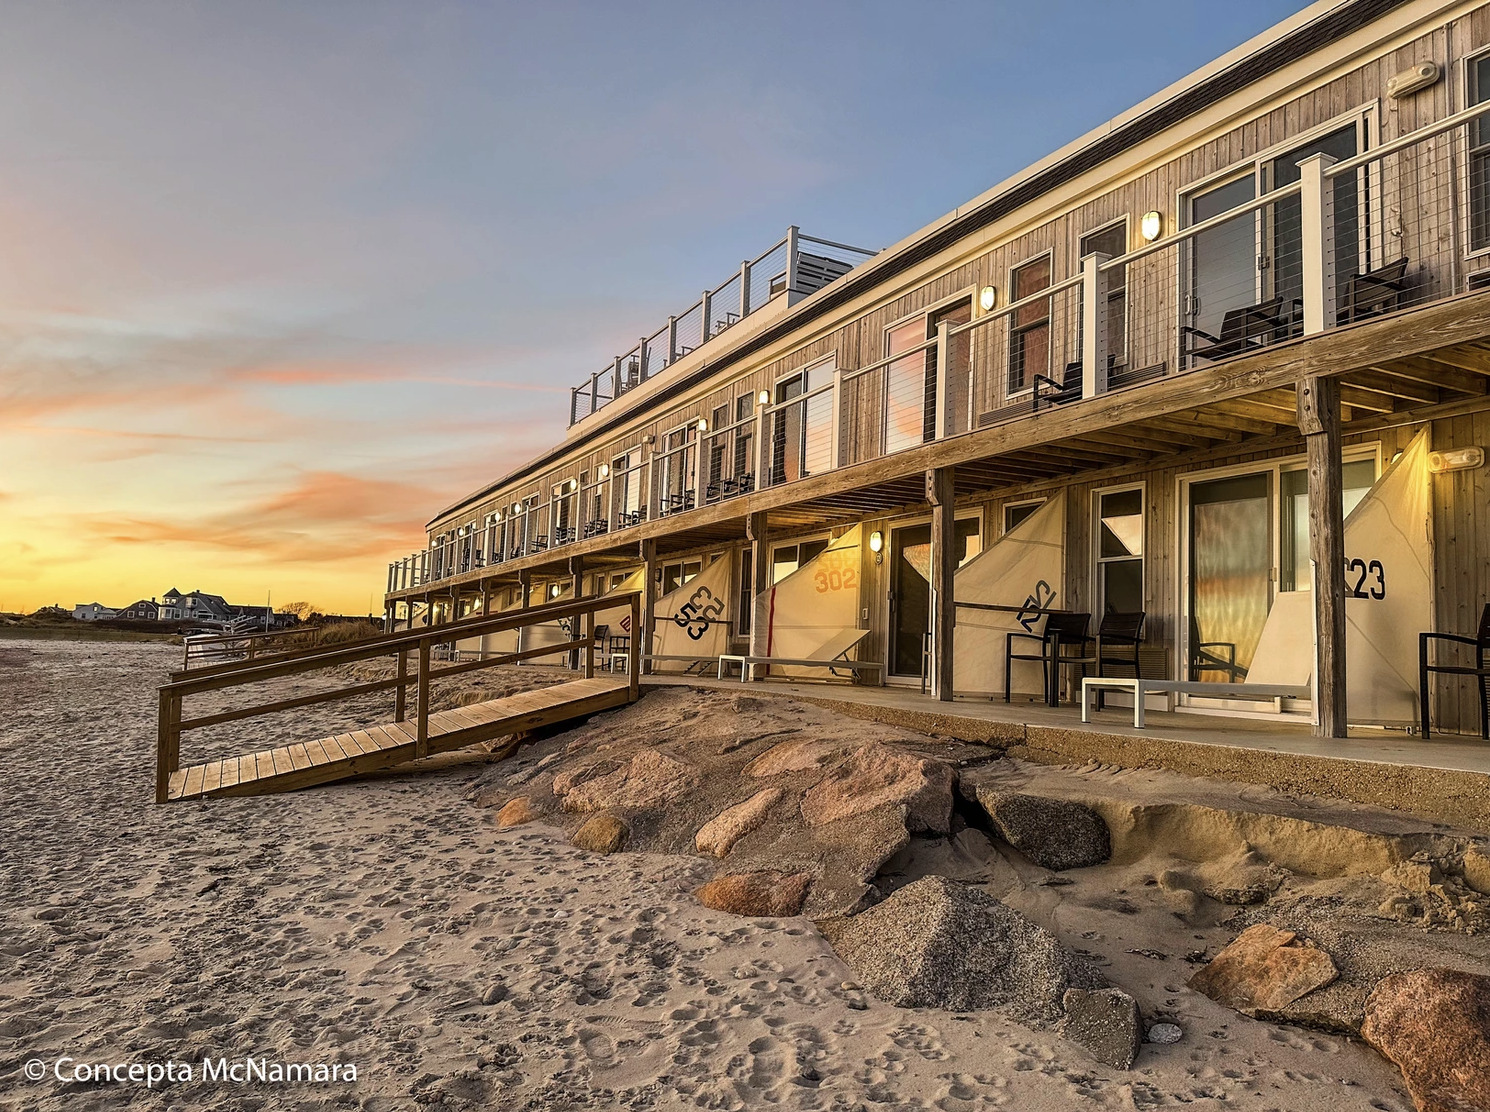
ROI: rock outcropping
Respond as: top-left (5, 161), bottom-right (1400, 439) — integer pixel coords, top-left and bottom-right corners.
top-left (1361, 967), bottom-right (1490, 1112)
top-left (820, 876), bottom-right (1103, 1025)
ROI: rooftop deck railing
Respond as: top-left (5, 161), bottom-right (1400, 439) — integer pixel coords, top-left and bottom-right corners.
top-left (566, 227), bottom-right (877, 426)
top-left (391, 100), bottom-right (1490, 596)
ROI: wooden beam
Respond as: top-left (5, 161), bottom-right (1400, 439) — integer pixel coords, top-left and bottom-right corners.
top-left (1370, 355), bottom-right (1486, 396)
top-left (1340, 369), bottom-right (1440, 406)
top-left (928, 468), bottom-right (956, 703)
top-left (1297, 375), bottom-right (1347, 739)
top-left (640, 538), bottom-right (658, 676)
top-left (747, 512), bottom-right (769, 673)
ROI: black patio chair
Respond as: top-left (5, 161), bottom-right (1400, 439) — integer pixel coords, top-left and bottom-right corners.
top-left (1340, 257), bottom-right (1410, 323)
top-left (1419, 602), bottom-right (1490, 739)
top-left (1045, 611), bottom-right (1147, 709)
top-left (592, 624), bottom-right (610, 669)
top-left (1182, 297), bottom-right (1289, 363)
top-left (1006, 611), bottom-right (1091, 707)
top-left (1032, 362), bottom-right (1083, 410)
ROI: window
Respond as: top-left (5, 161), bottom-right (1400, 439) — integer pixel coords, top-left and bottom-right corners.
top-left (885, 319), bottom-right (928, 454)
top-left (1003, 498), bottom-right (1045, 534)
top-left (1008, 256), bottom-right (1052, 394)
top-left (738, 547), bottom-right (754, 636)
top-left (613, 451), bottom-right (640, 517)
top-left (1278, 458), bottom-right (1377, 591)
top-left (661, 559), bottom-right (702, 596)
top-left (771, 537), bottom-right (830, 584)
top-left (733, 394), bottom-right (756, 484)
top-left (1079, 223), bottom-right (1127, 365)
top-left (773, 358), bottom-right (835, 483)
top-left (1471, 51), bottom-right (1490, 252)
top-left (1095, 487), bottom-right (1144, 615)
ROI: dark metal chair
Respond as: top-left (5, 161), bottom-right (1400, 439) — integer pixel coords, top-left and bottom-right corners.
top-left (1066, 611), bottom-right (1146, 709)
top-left (1182, 297), bottom-right (1291, 363)
top-left (1006, 611), bottom-right (1091, 706)
top-left (1032, 362), bottom-right (1083, 410)
top-left (1418, 603), bottom-right (1490, 739)
top-left (1340, 257), bottom-right (1410, 323)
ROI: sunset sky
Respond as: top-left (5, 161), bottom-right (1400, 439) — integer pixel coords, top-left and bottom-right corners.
top-left (0, 1), bottom-right (1302, 615)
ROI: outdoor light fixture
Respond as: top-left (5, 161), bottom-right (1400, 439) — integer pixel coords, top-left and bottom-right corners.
top-left (550, 584), bottom-right (560, 598)
top-left (599, 463), bottom-right (610, 479)
top-left (1141, 211), bottom-right (1164, 242)
top-left (1428, 446), bottom-right (1484, 473)
top-left (567, 478), bottom-right (578, 492)
top-left (758, 389), bottom-right (771, 406)
top-left (494, 511), bottom-right (503, 522)
top-left (697, 417), bottom-right (709, 432)
top-left (869, 530), bottom-right (884, 564)
top-left (979, 285), bottom-right (997, 312)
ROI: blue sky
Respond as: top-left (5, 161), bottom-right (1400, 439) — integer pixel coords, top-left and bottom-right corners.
top-left (0, 0), bottom-right (1307, 612)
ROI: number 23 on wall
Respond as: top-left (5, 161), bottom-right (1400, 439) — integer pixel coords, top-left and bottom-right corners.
top-left (1343, 557), bottom-right (1385, 600)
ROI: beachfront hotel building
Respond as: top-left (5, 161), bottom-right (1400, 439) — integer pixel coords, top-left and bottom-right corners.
top-left (385, 0), bottom-right (1490, 742)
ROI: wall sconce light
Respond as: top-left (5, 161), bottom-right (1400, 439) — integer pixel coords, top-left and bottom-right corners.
top-left (567, 478), bottom-right (578, 492)
top-left (697, 417), bottom-right (709, 433)
top-left (1140, 211), bottom-right (1164, 242)
top-left (869, 529), bottom-right (884, 564)
top-left (598, 463), bottom-right (610, 479)
top-left (512, 502), bottom-right (523, 515)
top-left (494, 511), bottom-right (503, 523)
top-left (550, 583), bottom-right (560, 598)
top-left (758, 389), bottom-right (771, 407)
top-left (1428, 446), bottom-right (1484, 473)
top-left (978, 285), bottom-right (997, 312)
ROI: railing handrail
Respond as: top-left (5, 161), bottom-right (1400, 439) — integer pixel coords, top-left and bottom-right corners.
top-left (1327, 96), bottom-right (1490, 179)
top-left (164, 591), bottom-right (640, 695)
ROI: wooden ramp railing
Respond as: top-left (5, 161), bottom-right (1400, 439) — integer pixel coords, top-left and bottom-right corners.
top-left (155, 591), bottom-right (641, 803)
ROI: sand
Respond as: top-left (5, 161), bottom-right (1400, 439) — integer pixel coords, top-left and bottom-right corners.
top-left (0, 639), bottom-right (1429, 1110)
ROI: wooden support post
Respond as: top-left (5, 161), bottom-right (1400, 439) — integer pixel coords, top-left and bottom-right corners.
top-left (155, 688), bottom-right (179, 803)
top-left (394, 648), bottom-right (407, 722)
top-left (747, 511), bottom-right (770, 680)
top-left (628, 593), bottom-right (642, 700)
top-left (641, 538), bottom-right (658, 676)
top-left (517, 570), bottom-right (532, 657)
top-left (416, 637), bottom-right (431, 758)
top-left (569, 555), bottom-right (585, 671)
top-left (934, 319), bottom-right (951, 439)
top-left (927, 468), bottom-right (957, 702)
top-left (1298, 376), bottom-right (1348, 737)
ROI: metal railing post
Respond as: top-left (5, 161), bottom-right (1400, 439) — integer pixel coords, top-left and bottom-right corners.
top-left (1299, 152), bottom-right (1338, 335)
top-left (830, 366), bottom-right (844, 467)
top-left (1080, 252), bottom-right (1112, 399)
top-left (569, 386), bottom-right (578, 426)
top-left (934, 320), bottom-right (951, 439)
top-left (638, 336), bottom-right (649, 383)
top-left (700, 288), bottom-right (712, 341)
top-left (739, 260), bottom-right (751, 317)
top-left (667, 315), bottom-right (678, 364)
top-left (785, 225), bottom-right (800, 299)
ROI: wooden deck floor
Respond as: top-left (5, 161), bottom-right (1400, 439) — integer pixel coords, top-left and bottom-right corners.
top-left (166, 675), bottom-right (630, 802)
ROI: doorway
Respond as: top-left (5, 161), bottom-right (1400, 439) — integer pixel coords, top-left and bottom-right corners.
top-left (888, 518), bottom-right (982, 681)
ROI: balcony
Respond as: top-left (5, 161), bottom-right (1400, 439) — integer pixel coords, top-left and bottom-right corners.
top-left (566, 227), bottom-right (877, 427)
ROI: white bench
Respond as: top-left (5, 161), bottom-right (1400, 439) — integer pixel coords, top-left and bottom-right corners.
top-left (717, 654), bottom-right (882, 683)
top-left (1080, 677), bottom-right (1312, 728)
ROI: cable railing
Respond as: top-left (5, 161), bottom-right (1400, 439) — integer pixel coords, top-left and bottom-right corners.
top-left (394, 101), bottom-right (1490, 593)
top-left (567, 226), bottom-right (877, 426)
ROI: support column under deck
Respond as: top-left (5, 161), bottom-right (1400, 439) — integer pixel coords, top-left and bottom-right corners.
top-left (1298, 376), bottom-right (1348, 738)
top-left (747, 512), bottom-right (770, 679)
top-left (928, 468), bottom-right (956, 702)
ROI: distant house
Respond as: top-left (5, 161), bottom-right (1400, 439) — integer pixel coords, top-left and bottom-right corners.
top-left (116, 598), bottom-right (160, 621)
top-left (159, 588), bottom-right (234, 623)
top-left (72, 602), bottom-right (117, 621)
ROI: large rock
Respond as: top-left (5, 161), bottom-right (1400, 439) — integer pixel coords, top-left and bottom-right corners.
top-left (696, 871), bottom-right (812, 917)
top-left (743, 738), bottom-right (847, 777)
top-left (1463, 845), bottom-right (1490, 896)
top-left (1060, 987), bottom-right (1143, 1070)
top-left (971, 788), bottom-right (1110, 871)
top-left (1361, 968), bottom-right (1490, 1112)
top-left (571, 813), bottom-right (629, 854)
top-left (800, 746), bottom-right (955, 834)
top-left (695, 788), bottom-right (785, 857)
top-left (820, 876), bottom-right (1104, 1025)
top-left (495, 797), bottom-right (538, 829)
top-left (556, 749), bottom-right (701, 814)
top-left (1188, 924), bottom-right (1338, 1015)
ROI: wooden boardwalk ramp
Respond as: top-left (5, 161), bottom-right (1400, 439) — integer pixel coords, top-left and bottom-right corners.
top-left (166, 675), bottom-right (629, 802)
top-left (156, 591), bottom-right (643, 804)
